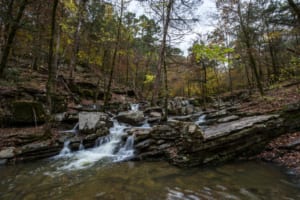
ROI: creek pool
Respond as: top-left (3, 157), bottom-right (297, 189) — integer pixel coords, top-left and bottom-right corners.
top-left (0, 160), bottom-right (299, 200)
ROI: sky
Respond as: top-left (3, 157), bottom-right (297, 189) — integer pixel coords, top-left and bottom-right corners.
top-left (128, 0), bottom-right (217, 55)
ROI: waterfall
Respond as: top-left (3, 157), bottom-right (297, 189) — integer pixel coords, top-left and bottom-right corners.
top-left (58, 120), bottom-right (134, 170)
top-left (55, 103), bottom-right (150, 171)
top-left (58, 122), bottom-right (79, 134)
top-left (196, 114), bottom-right (206, 125)
top-left (115, 135), bottom-right (135, 162)
top-left (57, 140), bottom-right (71, 157)
top-left (130, 103), bottom-right (139, 111)
top-left (79, 140), bottom-right (84, 151)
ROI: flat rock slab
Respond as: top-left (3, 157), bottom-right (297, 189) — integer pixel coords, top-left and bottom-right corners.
top-left (204, 115), bottom-right (279, 140)
top-left (79, 112), bottom-right (110, 131)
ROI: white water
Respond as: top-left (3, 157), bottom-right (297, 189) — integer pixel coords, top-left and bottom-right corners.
top-left (58, 122), bottom-right (79, 134)
top-left (130, 103), bottom-right (139, 111)
top-left (56, 120), bottom-right (135, 171)
top-left (196, 114), bottom-right (206, 125)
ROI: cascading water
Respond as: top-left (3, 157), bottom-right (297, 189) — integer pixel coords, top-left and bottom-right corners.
top-left (57, 140), bottom-right (71, 157)
top-left (58, 122), bottom-right (79, 134)
top-left (130, 103), bottom-right (139, 111)
top-left (79, 140), bottom-right (84, 151)
top-left (56, 120), bottom-right (135, 170)
top-left (196, 114), bottom-right (206, 125)
top-left (54, 103), bottom-right (146, 171)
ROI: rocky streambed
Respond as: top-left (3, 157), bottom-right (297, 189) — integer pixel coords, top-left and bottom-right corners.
top-left (0, 98), bottom-right (300, 175)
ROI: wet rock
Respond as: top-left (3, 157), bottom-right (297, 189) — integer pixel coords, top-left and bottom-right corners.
top-left (0, 159), bottom-right (7, 165)
top-left (149, 112), bottom-right (162, 118)
top-left (205, 109), bottom-right (228, 120)
top-left (79, 112), bottom-right (112, 133)
top-left (135, 139), bottom-right (155, 150)
top-left (217, 115), bottom-right (239, 123)
top-left (135, 113), bottom-right (290, 167)
top-left (204, 115), bottom-right (279, 139)
top-left (144, 107), bottom-right (163, 114)
top-left (0, 147), bottom-right (15, 159)
top-left (116, 111), bottom-right (145, 126)
top-left (53, 112), bottom-right (67, 122)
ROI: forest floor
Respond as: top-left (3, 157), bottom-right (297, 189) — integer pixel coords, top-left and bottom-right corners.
top-left (231, 80), bottom-right (300, 177)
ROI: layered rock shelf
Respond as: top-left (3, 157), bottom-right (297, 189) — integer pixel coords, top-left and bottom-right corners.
top-left (131, 102), bottom-right (300, 167)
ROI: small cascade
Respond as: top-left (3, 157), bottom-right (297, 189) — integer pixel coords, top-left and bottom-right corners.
top-left (130, 103), bottom-right (139, 111)
top-left (196, 114), bottom-right (206, 125)
top-left (57, 120), bottom-right (133, 170)
top-left (58, 140), bottom-right (72, 157)
top-left (79, 140), bottom-right (85, 151)
top-left (115, 135), bottom-right (135, 162)
top-left (140, 120), bottom-right (151, 129)
top-left (55, 103), bottom-right (152, 171)
top-left (94, 135), bottom-right (112, 147)
top-left (59, 122), bottom-right (79, 134)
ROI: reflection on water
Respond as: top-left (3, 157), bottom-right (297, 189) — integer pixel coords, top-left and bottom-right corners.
top-left (0, 161), bottom-right (299, 200)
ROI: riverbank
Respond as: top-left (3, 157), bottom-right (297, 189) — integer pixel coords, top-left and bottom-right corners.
top-left (0, 68), bottom-right (300, 178)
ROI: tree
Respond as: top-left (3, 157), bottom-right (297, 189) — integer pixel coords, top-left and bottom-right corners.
top-left (46, 0), bottom-right (59, 114)
top-left (0, 0), bottom-right (29, 78)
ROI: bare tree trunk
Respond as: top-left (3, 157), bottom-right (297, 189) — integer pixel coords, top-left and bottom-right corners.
top-left (202, 61), bottom-right (207, 108)
top-left (69, 0), bottom-right (87, 80)
top-left (0, 0), bottom-right (28, 78)
top-left (46, 0), bottom-right (59, 114)
top-left (54, 25), bottom-right (61, 78)
top-left (104, 0), bottom-right (124, 109)
top-left (237, 1), bottom-right (264, 96)
top-left (152, 0), bottom-right (169, 105)
top-left (0, 0), bottom-right (14, 56)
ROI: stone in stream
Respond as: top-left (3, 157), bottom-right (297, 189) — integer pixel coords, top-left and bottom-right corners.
top-left (0, 147), bottom-right (15, 159)
top-left (116, 111), bottom-right (145, 126)
top-left (79, 112), bottom-right (112, 133)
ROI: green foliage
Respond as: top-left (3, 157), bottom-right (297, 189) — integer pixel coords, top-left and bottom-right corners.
top-left (144, 74), bottom-right (155, 84)
top-left (192, 43), bottom-right (234, 64)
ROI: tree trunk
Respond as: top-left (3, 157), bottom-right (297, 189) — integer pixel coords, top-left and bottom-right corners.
top-left (152, 0), bottom-right (171, 105)
top-left (237, 1), bottom-right (264, 96)
top-left (46, 0), bottom-right (59, 114)
top-left (152, 0), bottom-right (173, 121)
top-left (0, 0), bottom-right (28, 78)
top-left (0, 0), bottom-right (14, 55)
top-left (104, 0), bottom-right (124, 109)
top-left (69, 0), bottom-right (87, 80)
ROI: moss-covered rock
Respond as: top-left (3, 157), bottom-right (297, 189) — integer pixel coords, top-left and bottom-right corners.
top-left (12, 101), bottom-right (46, 125)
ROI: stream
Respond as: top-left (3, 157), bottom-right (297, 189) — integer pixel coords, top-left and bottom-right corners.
top-left (0, 160), bottom-right (300, 199)
top-left (0, 105), bottom-right (300, 199)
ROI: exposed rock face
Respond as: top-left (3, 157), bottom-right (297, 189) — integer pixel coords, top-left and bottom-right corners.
top-left (11, 101), bottom-right (46, 125)
top-left (116, 111), bottom-right (145, 126)
top-left (79, 112), bottom-right (112, 133)
top-left (0, 124), bottom-right (110, 163)
top-left (132, 112), bottom-right (295, 167)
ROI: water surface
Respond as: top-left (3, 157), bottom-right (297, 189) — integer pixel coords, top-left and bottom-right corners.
top-left (0, 160), bottom-right (299, 200)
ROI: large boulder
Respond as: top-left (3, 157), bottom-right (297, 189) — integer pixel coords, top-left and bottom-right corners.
top-left (116, 111), bottom-right (145, 126)
top-left (79, 112), bottom-right (112, 133)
